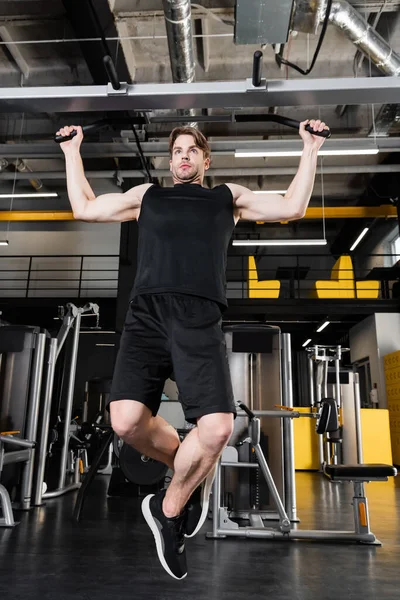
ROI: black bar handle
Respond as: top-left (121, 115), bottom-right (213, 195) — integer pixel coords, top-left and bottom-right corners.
top-left (238, 402), bottom-right (256, 420)
top-left (54, 120), bottom-right (109, 144)
top-left (103, 55), bottom-right (121, 91)
top-left (252, 50), bottom-right (263, 87)
top-left (270, 114), bottom-right (331, 139)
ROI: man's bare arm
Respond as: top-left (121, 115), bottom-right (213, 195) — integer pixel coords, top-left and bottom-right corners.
top-left (58, 125), bottom-right (152, 222)
top-left (229, 119), bottom-right (328, 222)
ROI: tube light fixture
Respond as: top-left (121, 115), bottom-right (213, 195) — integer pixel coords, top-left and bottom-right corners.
top-left (0, 241), bottom-right (9, 246)
top-left (302, 339), bottom-right (312, 348)
top-left (253, 190), bottom-right (288, 194)
top-left (235, 149), bottom-right (379, 158)
top-left (350, 227), bottom-right (369, 252)
top-left (232, 239), bottom-right (327, 247)
top-left (0, 193), bottom-right (58, 198)
top-left (316, 321), bottom-right (330, 333)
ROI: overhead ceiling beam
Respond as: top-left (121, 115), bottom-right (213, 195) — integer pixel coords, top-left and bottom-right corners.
top-left (0, 206), bottom-right (396, 221)
top-left (1, 76), bottom-right (400, 113)
top-left (3, 137), bottom-right (400, 158)
top-left (0, 25), bottom-right (30, 79)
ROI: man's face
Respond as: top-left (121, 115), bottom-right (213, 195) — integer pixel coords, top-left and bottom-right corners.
top-left (170, 134), bottom-right (210, 183)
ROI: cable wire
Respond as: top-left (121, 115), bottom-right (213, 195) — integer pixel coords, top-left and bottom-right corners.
top-left (278, 0), bottom-right (333, 76)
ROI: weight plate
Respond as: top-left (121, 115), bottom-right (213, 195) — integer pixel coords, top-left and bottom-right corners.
top-left (119, 443), bottom-right (168, 486)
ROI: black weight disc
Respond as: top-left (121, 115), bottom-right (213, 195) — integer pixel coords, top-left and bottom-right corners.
top-left (119, 443), bottom-right (168, 486)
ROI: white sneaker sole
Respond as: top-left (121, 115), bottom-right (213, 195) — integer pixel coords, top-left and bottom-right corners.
top-left (141, 494), bottom-right (187, 581)
top-left (185, 464), bottom-right (217, 539)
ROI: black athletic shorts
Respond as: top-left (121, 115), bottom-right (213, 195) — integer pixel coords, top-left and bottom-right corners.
top-left (108, 293), bottom-right (236, 424)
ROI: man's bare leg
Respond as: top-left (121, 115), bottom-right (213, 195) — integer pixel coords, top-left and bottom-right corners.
top-left (110, 400), bottom-right (180, 469)
top-left (162, 413), bottom-right (234, 518)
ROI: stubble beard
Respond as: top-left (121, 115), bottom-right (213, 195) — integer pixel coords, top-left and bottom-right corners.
top-left (175, 165), bottom-right (199, 183)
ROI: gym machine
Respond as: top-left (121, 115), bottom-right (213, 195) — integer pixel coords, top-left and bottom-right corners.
top-left (0, 325), bottom-right (48, 525)
top-left (33, 302), bottom-right (99, 504)
top-left (0, 434), bottom-right (36, 527)
top-left (306, 344), bottom-right (364, 469)
top-left (207, 326), bottom-right (397, 545)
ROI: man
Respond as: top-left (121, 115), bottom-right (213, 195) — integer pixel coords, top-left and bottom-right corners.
top-left (58, 118), bottom-right (328, 580)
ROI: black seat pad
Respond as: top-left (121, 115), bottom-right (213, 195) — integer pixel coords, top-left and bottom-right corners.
top-left (324, 464), bottom-right (397, 480)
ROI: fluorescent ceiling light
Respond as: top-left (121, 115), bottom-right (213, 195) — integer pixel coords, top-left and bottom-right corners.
top-left (0, 241), bottom-right (9, 246)
top-left (302, 339), bottom-right (312, 348)
top-left (253, 190), bottom-right (288, 194)
top-left (350, 227), bottom-right (369, 252)
top-left (0, 193), bottom-right (58, 198)
top-left (232, 239), bottom-right (327, 247)
top-left (235, 149), bottom-right (379, 158)
top-left (317, 321), bottom-right (330, 333)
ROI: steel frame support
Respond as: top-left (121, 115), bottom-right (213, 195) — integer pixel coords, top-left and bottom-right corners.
top-left (2, 137), bottom-right (400, 159)
top-left (1, 77), bottom-right (400, 113)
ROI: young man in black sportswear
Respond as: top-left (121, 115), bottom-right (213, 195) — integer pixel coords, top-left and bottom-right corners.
top-left (58, 119), bottom-right (328, 580)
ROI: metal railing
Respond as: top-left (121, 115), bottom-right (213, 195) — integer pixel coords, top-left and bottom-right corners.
top-left (226, 252), bottom-right (400, 300)
top-left (0, 255), bottom-right (119, 298)
top-left (0, 252), bottom-right (398, 300)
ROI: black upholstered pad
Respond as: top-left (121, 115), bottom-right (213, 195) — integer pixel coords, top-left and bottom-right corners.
top-left (324, 464), bottom-right (397, 480)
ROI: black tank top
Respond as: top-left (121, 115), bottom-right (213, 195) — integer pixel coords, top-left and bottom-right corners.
top-left (131, 183), bottom-right (235, 308)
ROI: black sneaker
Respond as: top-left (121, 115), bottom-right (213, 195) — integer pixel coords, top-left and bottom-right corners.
top-left (141, 491), bottom-right (187, 580)
top-left (185, 464), bottom-right (217, 538)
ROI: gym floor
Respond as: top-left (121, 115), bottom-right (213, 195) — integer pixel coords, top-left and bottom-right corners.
top-left (1, 472), bottom-right (399, 600)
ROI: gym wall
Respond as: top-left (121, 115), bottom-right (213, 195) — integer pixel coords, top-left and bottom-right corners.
top-left (0, 222), bottom-right (120, 298)
top-left (350, 313), bottom-right (400, 409)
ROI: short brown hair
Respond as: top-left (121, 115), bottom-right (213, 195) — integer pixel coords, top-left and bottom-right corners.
top-left (168, 127), bottom-right (211, 160)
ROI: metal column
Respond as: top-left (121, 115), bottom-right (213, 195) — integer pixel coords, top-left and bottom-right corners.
top-left (19, 331), bottom-right (47, 510)
top-left (281, 333), bottom-right (297, 521)
top-left (335, 347), bottom-right (342, 409)
top-left (44, 310), bottom-right (82, 498)
top-left (353, 373), bottom-right (364, 464)
top-left (33, 338), bottom-right (58, 505)
top-left (308, 356), bottom-right (315, 408)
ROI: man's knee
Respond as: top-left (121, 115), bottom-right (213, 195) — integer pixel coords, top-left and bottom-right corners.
top-left (197, 413), bottom-right (234, 453)
top-left (109, 400), bottom-right (152, 441)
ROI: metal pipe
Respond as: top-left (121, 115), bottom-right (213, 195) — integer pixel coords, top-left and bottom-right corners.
top-left (56, 310), bottom-right (82, 490)
top-left (323, 356), bottom-right (329, 399)
top-left (353, 372), bottom-right (364, 463)
top-left (308, 356), bottom-right (315, 408)
top-left (33, 337), bottom-right (58, 505)
top-left (335, 349), bottom-right (341, 409)
top-left (56, 315), bottom-right (75, 360)
top-left (0, 484), bottom-right (15, 527)
top-left (212, 459), bottom-right (222, 538)
top-left (253, 441), bottom-right (291, 531)
top-left (281, 333), bottom-right (297, 522)
top-left (3, 449), bottom-right (32, 464)
top-left (20, 331), bottom-right (46, 510)
top-left (162, 0), bottom-right (197, 126)
top-left (327, 0), bottom-right (400, 76)
top-left (216, 528), bottom-right (376, 543)
top-left (316, 362), bottom-right (325, 469)
top-left (236, 410), bottom-right (300, 419)
top-left (0, 436), bottom-right (35, 449)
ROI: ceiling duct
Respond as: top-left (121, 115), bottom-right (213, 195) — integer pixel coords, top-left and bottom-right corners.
top-left (14, 159), bottom-right (43, 191)
top-left (293, 0), bottom-right (400, 76)
top-left (162, 0), bottom-right (197, 127)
